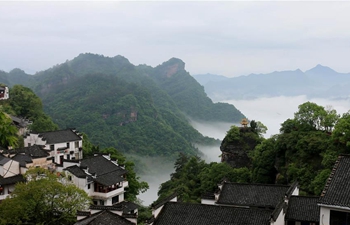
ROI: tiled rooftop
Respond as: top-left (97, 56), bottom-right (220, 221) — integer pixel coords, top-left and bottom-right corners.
top-left (319, 154), bottom-right (350, 208)
top-left (81, 155), bottom-right (126, 186)
top-left (39, 129), bottom-right (82, 144)
top-left (0, 174), bottom-right (25, 186)
top-left (285, 196), bottom-right (319, 222)
top-left (153, 202), bottom-right (272, 225)
top-left (74, 210), bottom-right (135, 225)
top-left (217, 182), bottom-right (292, 208)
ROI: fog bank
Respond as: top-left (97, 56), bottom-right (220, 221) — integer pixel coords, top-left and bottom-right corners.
top-left (223, 95), bottom-right (350, 137)
top-left (137, 96), bottom-right (350, 206)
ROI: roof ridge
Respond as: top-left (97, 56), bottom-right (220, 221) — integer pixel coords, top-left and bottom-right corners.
top-left (320, 155), bottom-right (342, 197)
top-left (225, 182), bottom-right (291, 187)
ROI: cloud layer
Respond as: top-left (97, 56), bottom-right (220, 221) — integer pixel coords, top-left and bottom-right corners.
top-left (1, 2), bottom-right (350, 76)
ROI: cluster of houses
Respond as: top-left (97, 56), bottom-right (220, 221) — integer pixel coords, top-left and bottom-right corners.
top-left (0, 128), bottom-right (138, 225)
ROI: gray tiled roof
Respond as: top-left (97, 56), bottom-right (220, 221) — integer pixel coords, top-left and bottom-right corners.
top-left (0, 154), bottom-right (10, 166)
top-left (7, 145), bottom-right (49, 158)
top-left (114, 201), bottom-right (140, 213)
top-left (286, 196), bottom-right (319, 222)
top-left (74, 210), bottom-right (135, 225)
top-left (10, 115), bottom-right (31, 128)
top-left (0, 174), bottom-right (25, 185)
top-left (153, 202), bottom-right (272, 225)
top-left (39, 129), bottom-right (82, 144)
top-left (319, 154), bottom-right (350, 208)
top-left (12, 154), bottom-right (33, 167)
top-left (151, 192), bottom-right (177, 209)
top-left (81, 155), bottom-right (127, 186)
top-left (65, 165), bottom-right (87, 178)
top-left (217, 182), bottom-right (291, 208)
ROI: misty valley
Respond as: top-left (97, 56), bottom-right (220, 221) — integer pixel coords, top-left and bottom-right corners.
top-left (1, 53), bottom-right (350, 224)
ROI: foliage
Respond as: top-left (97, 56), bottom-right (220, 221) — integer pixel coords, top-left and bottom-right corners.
top-left (40, 73), bottom-right (208, 158)
top-left (0, 168), bottom-right (91, 225)
top-left (332, 111), bottom-right (350, 149)
top-left (0, 109), bottom-right (19, 148)
top-left (1, 85), bottom-right (59, 132)
top-left (156, 154), bottom-right (251, 203)
top-left (294, 101), bottom-right (339, 132)
top-left (248, 102), bottom-right (345, 195)
top-left (0, 54), bottom-right (244, 158)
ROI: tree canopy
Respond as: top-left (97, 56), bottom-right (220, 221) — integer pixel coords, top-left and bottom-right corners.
top-left (0, 168), bottom-right (91, 225)
top-left (0, 109), bottom-right (18, 148)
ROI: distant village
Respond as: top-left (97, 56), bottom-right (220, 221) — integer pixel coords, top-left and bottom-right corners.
top-left (1, 86), bottom-right (349, 225)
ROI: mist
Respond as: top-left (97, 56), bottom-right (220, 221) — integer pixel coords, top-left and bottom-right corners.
top-left (137, 95), bottom-right (350, 206)
top-left (222, 95), bottom-right (350, 138)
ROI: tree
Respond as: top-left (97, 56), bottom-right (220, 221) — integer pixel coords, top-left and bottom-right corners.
top-left (0, 168), bottom-right (91, 225)
top-left (9, 85), bottom-right (43, 119)
top-left (294, 102), bottom-right (327, 130)
top-left (0, 109), bottom-right (18, 148)
top-left (332, 111), bottom-right (350, 149)
top-left (6, 85), bottom-right (59, 132)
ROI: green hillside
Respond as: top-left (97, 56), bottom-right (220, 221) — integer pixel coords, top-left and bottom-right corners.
top-left (0, 53), bottom-right (245, 157)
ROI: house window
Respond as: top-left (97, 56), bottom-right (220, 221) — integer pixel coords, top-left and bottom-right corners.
top-left (50, 145), bottom-right (54, 151)
top-left (66, 143), bottom-right (70, 148)
top-left (87, 184), bottom-right (90, 189)
top-left (68, 175), bottom-right (72, 181)
top-left (75, 141), bottom-right (79, 148)
top-left (100, 200), bottom-right (104, 206)
top-left (112, 195), bottom-right (119, 204)
top-left (330, 210), bottom-right (350, 225)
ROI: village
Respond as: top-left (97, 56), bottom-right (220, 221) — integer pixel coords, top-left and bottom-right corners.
top-left (1, 85), bottom-right (350, 225)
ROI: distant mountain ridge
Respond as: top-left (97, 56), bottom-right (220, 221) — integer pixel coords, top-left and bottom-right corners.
top-left (0, 53), bottom-right (245, 157)
top-left (193, 65), bottom-right (350, 101)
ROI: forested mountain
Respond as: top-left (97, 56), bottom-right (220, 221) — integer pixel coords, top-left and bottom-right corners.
top-left (193, 65), bottom-right (350, 101)
top-left (0, 53), bottom-right (245, 157)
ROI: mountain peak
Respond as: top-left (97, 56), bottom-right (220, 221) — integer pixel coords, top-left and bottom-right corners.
top-left (305, 64), bottom-right (337, 75)
top-left (156, 58), bottom-right (186, 78)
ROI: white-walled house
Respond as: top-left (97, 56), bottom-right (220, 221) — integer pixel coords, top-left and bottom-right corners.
top-left (0, 86), bottom-right (9, 100)
top-left (0, 154), bottom-right (20, 178)
top-left (63, 154), bottom-right (129, 206)
top-left (24, 129), bottom-right (83, 164)
top-left (318, 154), bottom-right (350, 225)
top-left (3, 145), bottom-right (53, 174)
top-left (0, 154), bottom-right (24, 201)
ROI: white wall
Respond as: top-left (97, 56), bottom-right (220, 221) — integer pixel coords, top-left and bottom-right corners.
top-left (201, 199), bottom-right (215, 205)
top-left (292, 186), bottom-right (299, 196)
top-left (271, 208), bottom-right (285, 225)
top-left (320, 206), bottom-right (331, 225)
top-left (24, 133), bottom-right (46, 146)
top-left (1, 160), bottom-right (20, 178)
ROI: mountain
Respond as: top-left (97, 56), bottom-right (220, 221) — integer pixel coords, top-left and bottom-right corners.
top-left (193, 65), bottom-right (350, 101)
top-left (0, 53), bottom-right (245, 157)
top-left (192, 73), bottom-right (229, 86)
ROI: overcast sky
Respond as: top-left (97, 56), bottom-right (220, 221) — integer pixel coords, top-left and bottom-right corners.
top-left (1, 1), bottom-right (350, 77)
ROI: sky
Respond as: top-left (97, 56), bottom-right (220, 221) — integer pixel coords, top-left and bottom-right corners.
top-left (1, 1), bottom-right (350, 77)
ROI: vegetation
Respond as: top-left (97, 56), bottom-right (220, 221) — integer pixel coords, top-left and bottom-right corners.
top-left (157, 153), bottom-right (251, 203)
top-left (156, 102), bottom-right (350, 204)
top-left (0, 168), bottom-right (91, 225)
top-left (0, 109), bottom-right (18, 148)
top-left (0, 53), bottom-right (242, 158)
top-left (0, 85), bottom-right (58, 132)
